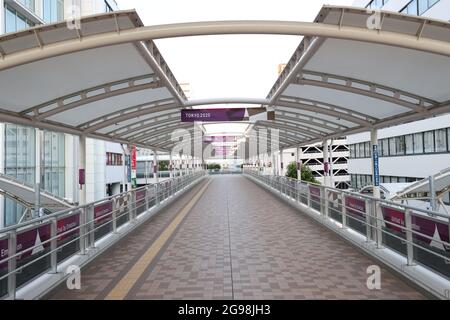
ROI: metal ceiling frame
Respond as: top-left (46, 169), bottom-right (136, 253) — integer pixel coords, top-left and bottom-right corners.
top-left (0, 7), bottom-right (450, 152)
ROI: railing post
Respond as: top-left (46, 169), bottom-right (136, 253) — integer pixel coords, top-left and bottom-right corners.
top-left (127, 193), bottom-right (133, 223)
top-left (374, 200), bottom-right (383, 249)
top-left (88, 205), bottom-right (95, 249)
top-left (307, 186), bottom-right (311, 208)
top-left (342, 193), bottom-right (347, 228)
top-left (155, 184), bottom-right (160, 206)
top-left (79, 208), bottom-right (86, 255)
top-left (112, 199), bottom-right (117, 234)
top-left (365, 199), bottom-right (372, 243)
top-left (324, 188), bottom-right (329, 218)
top-left (405, 209), bottom-right (415, 266)
top-left (296, 181), bottom-right (300, 203)
top-left (7, 230), bottom-right (17, 300)
top-left (145, 187), bottom-right (149, 212)
top-left (50, 217), bottom-right (58, 274)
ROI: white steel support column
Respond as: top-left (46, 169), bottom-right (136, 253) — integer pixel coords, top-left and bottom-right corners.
top-left (296, 147), bottom-right (302, 181)
top-left (272, 152), bottom-right (276, 176)
top-left (370, 128), bottom-right (382, 248)
top-left (79, 135), bottom-right (86, 205)
top-left (35, 129), bottom-right (43, 217)
top-left (323, 139), bottom-right (330, 187)
top-left (370, 129), bottom-right (380, 199)
top-left (153, 150), bottom-right (159, 183)
top-left (328, 139), bottom-right (334, 188)
top-left (169, 153), bottom-right (173, 179)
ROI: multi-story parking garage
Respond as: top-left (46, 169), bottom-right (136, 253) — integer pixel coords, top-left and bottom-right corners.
top-left (0, 3), bottom-right (449, 302)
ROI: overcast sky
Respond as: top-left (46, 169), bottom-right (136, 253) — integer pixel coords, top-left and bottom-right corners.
top-left (115, 0), bottom-right (354, 100)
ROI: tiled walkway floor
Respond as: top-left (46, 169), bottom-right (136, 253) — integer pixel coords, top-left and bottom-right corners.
top-left (48, 176), bottom-right (426, 300)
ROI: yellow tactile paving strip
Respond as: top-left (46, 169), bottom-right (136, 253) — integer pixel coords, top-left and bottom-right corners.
top-left (104, 179), bottom-right (211, 300)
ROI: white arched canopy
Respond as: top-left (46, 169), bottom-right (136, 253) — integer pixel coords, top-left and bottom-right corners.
top-left (0, 6), bottom-right (450, 151)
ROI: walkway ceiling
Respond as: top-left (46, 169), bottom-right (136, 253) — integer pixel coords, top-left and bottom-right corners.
top-left (0, 6), bottom-right (449, 152)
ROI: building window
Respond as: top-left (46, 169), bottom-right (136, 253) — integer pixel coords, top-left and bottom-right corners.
top-left (106, 152), bottom-right (123, 166)
top-left (381, 139), bottom-right (389, 156)
top-left (401, 0), bottom-right (440, 16)
top-left (4, 4), bottom-right (35, 33)
top-left (414, 132), bottom-right (424, 153)
top-left (389, 137), bottom-right (396, 155)
top-left (366, 0), bottom-right (389, 9)
top-left (405, 134), bottom-right (414, 155)
top-left (434, 129), bottom-right (447, 152)
top-left (43, 131), bottom-right (65, 197)
top-left (424, 131), bottom-right (434, 153)
top-left (17, 0), bottom-right (35, 11)
top-left (43, 0), bottom-right (64, 23)
top-left (395, 136), bottom-right (406, 155)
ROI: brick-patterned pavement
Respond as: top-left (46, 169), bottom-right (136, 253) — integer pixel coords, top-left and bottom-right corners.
top-left (48, 176), bottom-right (426, 300)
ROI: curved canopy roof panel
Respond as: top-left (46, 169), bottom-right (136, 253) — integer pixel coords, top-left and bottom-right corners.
top-left (0, 6), bottom-right (450, 152)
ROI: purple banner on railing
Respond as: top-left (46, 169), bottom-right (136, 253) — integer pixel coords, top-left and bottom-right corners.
top-left (412, 214), bottom-right (450, 252)
top-left (0, 238), bottom-right (7, 270)
top-left (17, 224), bottom-right (51, 261)
top-left (57, 213), bottom-right (80, 242)
top-left (94, 201), bottom-right (113, 225)
top-left (381, 206), bottom-right (405, 233)
top-left (136, 189), bottom-right (146, 202)
top-left (309, 186), bottom-right (321, 198)
top-left (345, 196), bottom-right (366, 220)
top-left (380, 205), bottom-right (449, 252)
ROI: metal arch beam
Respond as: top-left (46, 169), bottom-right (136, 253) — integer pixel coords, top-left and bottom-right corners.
top-left (275, 97), bottom-right (374, 127)
top-left (2, 20), bottom-right (450, 73)
top-left (270, 116), bottom-right (335, 135)
top-left (114, 117), bottom-right (180, 139)
top-left (275, 113), bottom-right (347, 132)
top-left (81, 102), bottom-right (180, 134)
top-left (295, 72), bottom-right (430, 113)
top-left (256, 120), bottom-right (324, 139)
top-left (135, 123), bottom-right (193, 143)
top-left (106, 111), bottom-right (180, 136)
top-left (147, 126), bottom-right (196, 144)
top-left (276, 109), bottom-right (349, 130)
top-left (299, 70), bottom-right (437, 109)
top-left (20, 73), bottom-right (159, 119)
top-left (184, 98), bottom-right (270, 107)
top-left (252, 125), bottom-right (306, 145)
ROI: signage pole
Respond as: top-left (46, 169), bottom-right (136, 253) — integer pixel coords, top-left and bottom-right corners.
top-left (323, 139), bottom-right (329, 187)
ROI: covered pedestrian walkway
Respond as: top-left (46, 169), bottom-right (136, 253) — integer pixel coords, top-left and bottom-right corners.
top-left (47, 175), bottom-right (425, 300)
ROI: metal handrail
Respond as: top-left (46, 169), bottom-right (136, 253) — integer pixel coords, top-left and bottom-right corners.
top-left (243, 168), bottom-right (450, 286)
top-left (0, 170), bottom-right (206, 299)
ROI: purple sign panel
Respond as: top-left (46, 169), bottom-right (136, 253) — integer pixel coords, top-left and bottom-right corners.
top-left (182, 108), bottom-right (245, 122)
top-left (381, 206), bottom-right (405, 234)
top-left (345, 196), bottom-right (366, 220)
top-left (380, 206), bottom-right (449, 252)
top-left (17, 224), bottom-right (51, 261)
top-left (136, 189), bottom-right (146, 202)
top-left (57, 213), bottom-right (80, 242)
top-left (0, 238), bottom-right (7, 270)
top-left (309, 186), bottom-right (321, 203)
top-left (94, 201), bottom-right (113, 226)
top-left (411, 214), bottom-right (449, 252)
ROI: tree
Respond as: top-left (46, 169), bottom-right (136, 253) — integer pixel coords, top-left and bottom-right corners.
top-left (158, 160), bottom-right (169, 171)
top-left (207, 163), bottom-right (221, 170)
top-left (285, 162), bottom-right (319, 184)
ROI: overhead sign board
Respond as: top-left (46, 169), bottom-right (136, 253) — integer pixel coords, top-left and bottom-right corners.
top-left (181, 108), bottom-right (275, 123)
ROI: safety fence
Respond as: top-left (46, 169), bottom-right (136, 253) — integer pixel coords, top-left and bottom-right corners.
top-left (244, 169), bottom-right (450, 287)
top-left (0, 171), bottom-right (206, 299)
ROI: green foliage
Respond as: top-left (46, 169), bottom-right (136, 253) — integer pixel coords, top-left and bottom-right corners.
top-left (158, 160), bottom-right (169, 171)
top-left (207, 163), bottom-right (221, 170)
top-left (285, 162), bottom-right (319, 184)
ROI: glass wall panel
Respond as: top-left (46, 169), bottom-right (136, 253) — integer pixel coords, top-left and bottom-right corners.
top-left (414, 133), bottom-right (424, 154)
top-left (405, 134), bottom-right (414, 155)
top-left (424, 131), bottom-right (434, 153)
top-left (434, 129), bottom-right (447, 153)
top-left (389, 138), bottom-right (396, 155)
top-left (396, 136), bottom-right (406, 155)
top-left (381, 139), bottom-right (389, 156)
